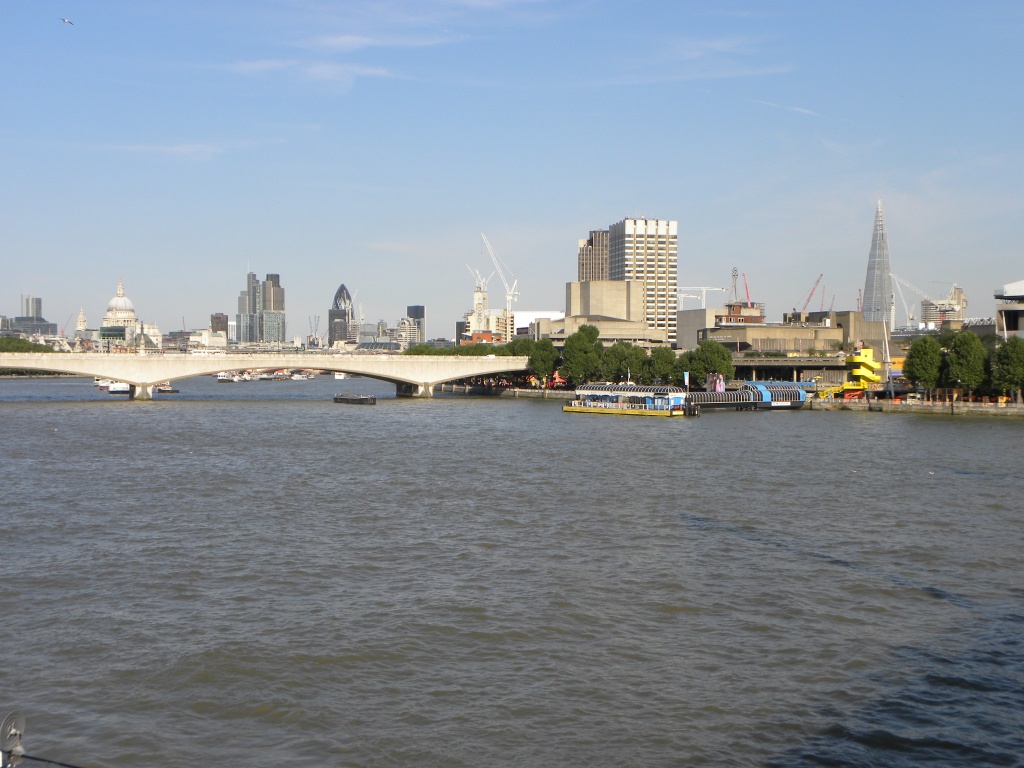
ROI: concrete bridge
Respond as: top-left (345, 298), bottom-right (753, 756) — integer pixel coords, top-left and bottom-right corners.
top-left (0, 352), bottom-right (531, 399)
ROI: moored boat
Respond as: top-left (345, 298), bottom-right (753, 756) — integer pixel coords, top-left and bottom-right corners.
top-left (333, 393), bottom-right (376, 405)
top-left (562, 382), bottom-right (807, 417)
top-left (563, 384), bottom-right (691, 416)
top-left (107, 381), bottom-right (131, 395)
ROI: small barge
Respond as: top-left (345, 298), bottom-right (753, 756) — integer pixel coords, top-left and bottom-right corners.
top-left (563, 382), bottom-right (807, 417)
top-left (333, 393), bottom-right (376, 405)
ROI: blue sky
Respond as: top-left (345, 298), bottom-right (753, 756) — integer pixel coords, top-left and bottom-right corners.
top-left (2, 1), bottom-right (1022, 339)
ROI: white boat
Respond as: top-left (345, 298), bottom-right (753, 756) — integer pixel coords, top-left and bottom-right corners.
top-left (334, 371), bottom-right (349, 380)
top-left (94, 378), bottom-right (113, 390)
top-left (107, 381), bottom-right (131, 395)
top-left (217, 371), bottom-right (234, 383)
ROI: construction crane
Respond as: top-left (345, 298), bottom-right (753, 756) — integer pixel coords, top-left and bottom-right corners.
top-left (481, 233), bottom-right (518, 340)
top-left (742, 273), bottom-right (752, 308)
top-left (890, 273), bottom-right (940, 327)
top-left (678, 286), bottom-right (727, 309)
top-left (795, 273), bottom-right (824, 314)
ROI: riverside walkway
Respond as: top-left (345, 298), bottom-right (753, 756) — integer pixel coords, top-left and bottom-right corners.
top-left (0, 352), bottom-right (530, 399)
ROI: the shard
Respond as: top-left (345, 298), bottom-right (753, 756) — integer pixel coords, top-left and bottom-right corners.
top-left (862, 200), bottom-right (895, 328)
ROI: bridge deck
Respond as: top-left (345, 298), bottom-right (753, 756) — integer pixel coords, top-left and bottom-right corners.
top-left (0, 352), bottom-right (531, 399)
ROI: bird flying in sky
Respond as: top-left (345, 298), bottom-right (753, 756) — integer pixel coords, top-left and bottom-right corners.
top-left (61, 18), bottom-right (74, 25)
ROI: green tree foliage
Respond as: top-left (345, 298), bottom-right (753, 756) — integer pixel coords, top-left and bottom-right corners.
top-left (695, 339), bottom-right (735, 381)
top-left (672, 350), bottom-right (701, 387)
top-left (559, 324), bottom-right (603, 386)
top-left (503, 337), bottom-right (535, 357)
top-left (649, 347), bottom-right (676, 384)
top-left (0, 338), bottom-right (54, 352)
top-left (600, 341), bottom-right (645, 383)
top-left (992, 336), bottom-right (1024, 398)
top-left (941, 331), bottom-right (987, 393)
top-left (902, 336), bottom-right (942, 392)
top-left (528, 338), bottom-right (559, 383)
top-left (670, 340), bottom-right (735, 388)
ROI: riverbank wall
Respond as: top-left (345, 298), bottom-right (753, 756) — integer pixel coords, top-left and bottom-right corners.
top-left (808, 398), bottom-right (1024, 417)
top-left (436, 383), bottom-right (574, 399)
top-left (437, 383), bottom-right (1024, 416)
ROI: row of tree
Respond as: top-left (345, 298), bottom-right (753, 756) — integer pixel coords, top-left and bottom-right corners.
top-left (902, 331), bottom-right (1024, 399)
top-left (406, 326), bottom-right (736, 388)
top-left (0, 337), bottom-right (56, 375)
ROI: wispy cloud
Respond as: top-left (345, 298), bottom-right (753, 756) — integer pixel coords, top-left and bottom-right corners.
top-left (304, 63), bottom-right (393, 85)
top-left (670, 36), bottom-right (754, 61)
top-left (226, 59), bottom-right (298, 74)
top-left (227, 59), bottom-right (393, 86)
top-left (115, 143), bottom-right (223, 158)
top-left (308, 33), bottom-right (460, 52)
top-left (752, 99), bottom-right (820, 117)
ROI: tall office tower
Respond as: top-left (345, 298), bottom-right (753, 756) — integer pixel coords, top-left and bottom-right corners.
top-left (578, 229), bottom-right (610, 281)
top-left (236, 271), bottom-right (260, 344)
top-left (260, 274), bottom-right (286, 343)
top-left (22, 295), bottom-right (43, 319)
top-left (328, 284), bottom-right (355, 347)
top-left (262, 274), bottom-right (285, 311)
top-left (235, 271), bottom-right (286, 344)
top-left (407, 305), bottom-right (425, 344)
top-left (609, 217), bottom-right (678, 343)
top-left (862, 201), bottom-right (895, 328)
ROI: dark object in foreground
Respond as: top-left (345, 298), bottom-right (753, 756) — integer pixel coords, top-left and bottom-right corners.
top-left (333, 393), bottom-right (376, 405)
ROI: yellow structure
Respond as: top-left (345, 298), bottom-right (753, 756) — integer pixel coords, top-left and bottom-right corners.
top-left (817, 347), bottom-right (883, 398)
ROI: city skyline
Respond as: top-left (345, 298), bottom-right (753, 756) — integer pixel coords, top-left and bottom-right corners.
top-left (3, 2), bottom-right (1023, 338)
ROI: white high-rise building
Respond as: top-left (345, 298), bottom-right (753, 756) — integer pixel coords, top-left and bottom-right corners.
top-left (609, 218), bottom-right (678, 344)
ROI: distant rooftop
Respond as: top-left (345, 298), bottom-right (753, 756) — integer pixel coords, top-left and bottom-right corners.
top-left (996, 280), bottom-right (1024, 300)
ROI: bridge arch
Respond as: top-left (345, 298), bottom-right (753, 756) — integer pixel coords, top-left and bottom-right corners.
top-left (0, 352), bottom-right (531, 399)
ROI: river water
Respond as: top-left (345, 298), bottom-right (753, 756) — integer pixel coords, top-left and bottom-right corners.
top-left (1, 375), bottom-right (1022, 767)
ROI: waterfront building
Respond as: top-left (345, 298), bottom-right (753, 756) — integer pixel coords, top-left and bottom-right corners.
top-left (676, 307), bottom-right (727, 351)
top-left (861, 201), bottom-right (896, 328)
top-left (461, 270), bottom-right (511, 343)
top-left (578, 230), bottom-right (610, 281)
top-left (608, 218), bottom-right (678, 344)
top-left (995, 280), bottom-right (1024, 340)
top-left (532, 280), bottom-right (670, 349)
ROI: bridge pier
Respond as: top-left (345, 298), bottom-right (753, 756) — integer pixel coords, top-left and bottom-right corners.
top-left (130, 384), bottom-right (155, 400)
top-left (396, 382), bottom-right (434, 398)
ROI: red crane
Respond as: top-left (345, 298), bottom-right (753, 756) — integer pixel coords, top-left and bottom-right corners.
top-left (797, 273), bottom-right (824, 313)
top-left (742, 273), bottom-right (752, 308)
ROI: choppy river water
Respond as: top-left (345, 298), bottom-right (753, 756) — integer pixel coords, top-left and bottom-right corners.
top-left (1, 375), bottom-right (1022, 767)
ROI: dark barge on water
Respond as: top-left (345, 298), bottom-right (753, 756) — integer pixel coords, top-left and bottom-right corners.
top-left (563, 382), bottom-right (807, 417)
top-left (333, 393), bottom-right (376, 405)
